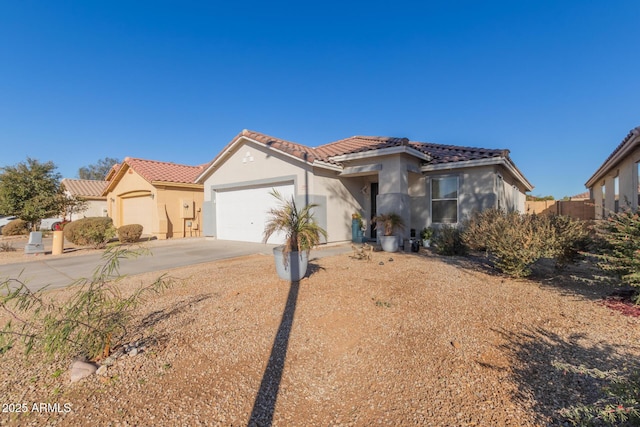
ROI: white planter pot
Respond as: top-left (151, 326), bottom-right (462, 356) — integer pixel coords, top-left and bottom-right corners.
top-left (273, 246), bottom-right (309, 281)
top-left (380, 235), bottom-right (399, 253)
top-left (422, 239), bottom-right (431, 248)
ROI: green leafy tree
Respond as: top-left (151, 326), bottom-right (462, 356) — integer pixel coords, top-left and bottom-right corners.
top-left (78, 157), bottom-right (120, 180)
top-left (0, 158), bottom-right (63, 229)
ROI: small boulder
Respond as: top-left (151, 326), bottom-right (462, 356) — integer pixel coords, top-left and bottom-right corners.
top-left (69, 360), bottom-right (98, 383)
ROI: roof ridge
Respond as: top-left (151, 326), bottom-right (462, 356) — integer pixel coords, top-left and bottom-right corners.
top-left (126, 157), bottom-right (203, 168)
top-left (411, 140), bottom-right (507, 152)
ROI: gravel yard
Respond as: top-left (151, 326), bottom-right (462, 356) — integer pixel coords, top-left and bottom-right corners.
top-left (1, 245), bottom-right (639, 426)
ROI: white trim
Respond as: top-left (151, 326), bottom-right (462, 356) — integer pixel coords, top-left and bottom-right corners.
top-left (339, 164), bottom-right (382, 177)
top-left (313, 160), bottom-right (343, 172)
top-left (330, 146), bottom-right (431, 162)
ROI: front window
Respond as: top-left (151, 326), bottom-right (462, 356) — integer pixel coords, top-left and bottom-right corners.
top-left (432, 176), bottom-right (458, 223)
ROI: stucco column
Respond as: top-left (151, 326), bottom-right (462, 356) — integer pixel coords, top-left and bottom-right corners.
top-left (376, 158), bottom-right (410, 240)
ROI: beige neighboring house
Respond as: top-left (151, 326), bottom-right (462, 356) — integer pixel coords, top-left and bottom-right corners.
top-left (196, 129), bottom-right (534, 244)
top-left (103, 157), bottom-right (205, 239)
top-left (61, 178), bottom-right (108, 220)
top-left (585, 125), bottom-right (640, 218)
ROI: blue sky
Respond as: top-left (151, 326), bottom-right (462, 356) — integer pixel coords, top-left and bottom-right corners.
top-left (1, 1), bottom-right (639, 198)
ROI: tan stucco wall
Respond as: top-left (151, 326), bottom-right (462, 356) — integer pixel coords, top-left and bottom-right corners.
top-left (105, 169), bottom-right (155, 229)
top-left (418, 164), bottom-right (523, 229)
top-left (203, 141), bottom-right (311, 201)
top-left (202, 140), bottom-right (366, 243)
top-left (105, 167), bottom-right (203, 239)
top-left (201, 141), bottom-right (531, 242)
top-left (312, 170), bottom-right (366, 242)
top-left (155, 185), bottom-right (204, 238)
top-left (590, 146), bottom-right (640, 218)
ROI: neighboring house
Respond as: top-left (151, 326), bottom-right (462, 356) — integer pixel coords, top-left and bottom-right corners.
top-left (61, 178), bottom-right (108, 220)
top-left (103, 157), bottom-right (205, 239)
top-left (196, 129), bottom-right (533, 244)
top-left (585, 126), bottom-right (640, 218)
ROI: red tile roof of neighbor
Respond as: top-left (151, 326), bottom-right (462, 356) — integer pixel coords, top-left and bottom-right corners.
top-left (570, 191), bottom-right (591, 200)
top-left (122, 157), bottom-right (206, 184)
top-left (231, 129), bottom-right (509, 166)
top-left (61, 179), bottom-right (108, 198)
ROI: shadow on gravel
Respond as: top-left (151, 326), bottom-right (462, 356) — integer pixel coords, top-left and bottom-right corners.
top-left (138, 293), bottom-right (213, 329)
top-left (249, 279), bottom-right (300, 427)
top-left (306, 262), bottom-right (325, 278)
top-left (425, 250), bottom-right (620, 303)
top-left (497, 326), bottom-right (640, 426)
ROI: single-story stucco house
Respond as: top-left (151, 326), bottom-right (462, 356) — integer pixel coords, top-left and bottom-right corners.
top-left (61, 178), bottom-right (109, 220)
top-left (103, 157), bottom-right (205, 239)
top-left (196, 129), bottom-right (533, 244)
top-left (585, 125), bottom-right (640, 218)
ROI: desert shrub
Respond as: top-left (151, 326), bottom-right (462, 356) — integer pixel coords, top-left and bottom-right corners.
top-left (462, 209), bottom-right (592, 278)
top-left (1, 219), bottom-right (29, 236)
top-left (118, 224), bottom-right (143, 243)
top-left (0, 242), bottom-right (16, 252)
top-left (64, 217), bottom-right (116, 249)
top-left (547, 215), bottom-right (593, 266)
top-left (0, 246), bottom-right (172, 360)
top-left (462, 210), bottom-right (547, 277)
top-left (594, 209), bottom-right (640, 303)
top-left (559, 367), bottom-right (640, 426)
top-left (432, 225), bottom-right (467, 256)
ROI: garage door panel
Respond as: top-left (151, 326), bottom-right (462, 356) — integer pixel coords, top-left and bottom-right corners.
top-left (215, 183), bottom-right (294, 243)
top-left (122, 197), bottom-right (154, 235)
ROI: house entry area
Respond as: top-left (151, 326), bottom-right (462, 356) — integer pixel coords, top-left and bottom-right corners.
top-left (369, 182), bottom-right (378, 239)
top-left (214, 182), bottom-right (294, 244)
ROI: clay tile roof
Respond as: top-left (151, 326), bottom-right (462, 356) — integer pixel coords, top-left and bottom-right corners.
top-left (123, 157), bottom-right (205, 184)
top-left (203, 130), bottom-right (512, 178)
top-left (240, 129), bottom-right (318, 163)
top-left (315, 136), bottom-right (411, 162)
top-left (570, 191), bottom-right (591, 200)
top-left (61, 179), bottom-right (108, 198)
top-left (412, 142), bottom-right (508, 164)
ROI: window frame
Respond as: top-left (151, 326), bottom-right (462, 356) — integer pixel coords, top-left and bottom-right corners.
top-left (430, 175), bottom-right (459, 224)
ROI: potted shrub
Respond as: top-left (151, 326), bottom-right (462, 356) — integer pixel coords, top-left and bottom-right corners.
top-left (374, 213), bottom-right (405, 252)
top-left (351, 212), bottom-right (365, 243)
top-left (263, 190), bottom-right (327, 281)
top-left (420, 226), bottom-right (434, 248)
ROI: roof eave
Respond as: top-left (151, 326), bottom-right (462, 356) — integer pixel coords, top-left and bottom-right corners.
top-left (330, 146), bottom-right (431, 162)
top-left (313, 160), bottom-right (342, 172)
top-left (421, 157), bottom-right (534, 192)
top-left (585, 128), bottom-right (640, 188)
top-left (196, 134), bottom-right (338, 183)
top-left (102, 162), bottom-right (131, 195)
top-left (150, 181), bottom-right (204, 189)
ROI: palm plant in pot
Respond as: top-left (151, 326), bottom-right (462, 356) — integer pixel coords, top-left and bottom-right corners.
top-left (374, 212), bottom-right (405, 252)
top-left (263, 189), bottom-right (327, 281)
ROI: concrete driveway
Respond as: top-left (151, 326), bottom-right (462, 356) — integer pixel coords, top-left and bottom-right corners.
top-left (0, 238), bottom-right (352, 292)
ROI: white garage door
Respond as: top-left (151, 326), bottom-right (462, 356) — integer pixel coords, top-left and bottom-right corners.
top-left (122, 196), bottom-right (154, 235)
top-left (215, 183), bottom-right (295, 243)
